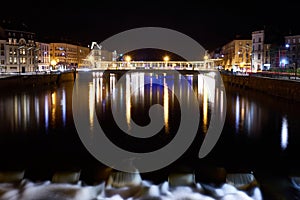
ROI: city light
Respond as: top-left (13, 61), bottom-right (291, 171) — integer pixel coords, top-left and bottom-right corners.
top-left (163, 56), bottom-right (170, 62)
top-left (125, 55), bottom-right (131, 62)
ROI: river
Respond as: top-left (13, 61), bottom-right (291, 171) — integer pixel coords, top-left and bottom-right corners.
top-left (0, 70), bottom-right (300, 187)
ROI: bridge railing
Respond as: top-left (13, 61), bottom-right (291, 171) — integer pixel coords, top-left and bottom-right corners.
top-left (88, 60), bottom-right (217, 70)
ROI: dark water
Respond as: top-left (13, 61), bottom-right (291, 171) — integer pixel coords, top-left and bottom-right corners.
top-left (0, 70), bottom-right (300, 184)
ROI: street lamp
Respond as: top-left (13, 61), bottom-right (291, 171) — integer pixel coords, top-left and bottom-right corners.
top-left (125, 55), bottom-right (131, 62)
top-left (50, 60), bottom-right (57, 70)
top-left (125, 55), bottom-right (131, 68)
top-left (163, 56), bottom-right (169, 67)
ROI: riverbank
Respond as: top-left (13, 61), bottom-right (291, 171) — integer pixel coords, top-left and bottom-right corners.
top-left (220, 73), bottom-right (300, 102)
top-left (0, 70), bottom-right (76, 91)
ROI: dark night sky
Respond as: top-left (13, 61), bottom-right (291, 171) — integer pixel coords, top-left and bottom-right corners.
top-left (1, 1), bottom-right (300, 51)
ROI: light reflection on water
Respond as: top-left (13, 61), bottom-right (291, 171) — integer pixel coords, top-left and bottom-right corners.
top-left (281, 116), bottom-right (288, 150)
top-left (0, 72), bottom-right (300, 171)
top-left (92, 71), bottom-right (220, 138)
top-left (0, 85), bottom-right (70, 134)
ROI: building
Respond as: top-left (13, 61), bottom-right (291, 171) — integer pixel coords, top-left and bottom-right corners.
top-left (221, 39), bottom-right (252, 72)
top-left (0, 39), bottom-right (5, 73)
top-left (35, 42), bottom-right (50, 71)
top-left (0, 20), bottom-right (37, 73)
top-left (285, 34), bottom-right (300, 70)
top-left (50, 43), bottom-right (90, 70)
top-left (252, 30), bottom-right (272, 71)
top-left (86, 42), bottom-right (118, 68)
top-left (77, 45), bottom-right (91, 68)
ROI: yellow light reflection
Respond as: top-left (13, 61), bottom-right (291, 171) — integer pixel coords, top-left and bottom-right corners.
top-left (150, 77), bottom-right (153, 105)
top-left (198, 74), bottom-right (203, 96)
top-left (51, 92), bottom-right (56, 126)
top-left (126, 75), bottom-right (131, 130)
top-left (164, 78), bottom-right (169, 133)
top-left (51, 92), bottom-right (56, 105)
top-left (89, 83), bottom-right (95, 126)
top-left (203, 85), bottom-right (208, 131)
top-left (95, 78), bottom-right (100, 103)
top-left (240, 98), bottom-right (245, 130)
top-left (100, 77), bottom-right (103, 101)
top-left (110, 74), bottom-right (115, 97)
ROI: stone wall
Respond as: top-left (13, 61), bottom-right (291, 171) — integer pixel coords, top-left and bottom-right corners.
top-left (0, 71), bottom-right (75, 91)
top-left (221, 73), bottom-right (300, 102)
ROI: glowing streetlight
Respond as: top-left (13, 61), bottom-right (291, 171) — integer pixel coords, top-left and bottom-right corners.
top-left (50, 60), bottom-right (57, 70)
top-left (125, 55), bottom-right (131, 62)
top-left (125, 55), bottom-right (131, 68)
top-left (163, 56), bottom-right (170, 62)
top-left (204, 53), bottom-right (209, 69)
top-left (163, 56), bottom-right (170, 68)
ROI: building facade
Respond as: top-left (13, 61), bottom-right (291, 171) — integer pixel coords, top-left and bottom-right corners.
top-left (77, 45), bottom-right (91, 68)
top-left (36, 42), bottom-right (51, 71)
top-left (221, 39), bottom-right (252, 72)
top-left (0, 40), bottom-right (5, 72)
top-left (50, 43), bottom-right (90, 70)
top-left (0, 22), bottom-right (39, 73)
top-left (251, 30), bottom-right (273, 71)
top-left (285, 35), bottom-right (300, 70)
top-left (87, 42), bottom-right (118, 68)
top-left (4, 30), bottom-right (37, 73)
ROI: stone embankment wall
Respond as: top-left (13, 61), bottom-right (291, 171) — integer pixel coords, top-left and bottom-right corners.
top-left (221, 73), bottom-right (300, 102)
top-left (0, 71), bottom-right (76, 90)
top-left (57, 70), bottom-right (76, 83)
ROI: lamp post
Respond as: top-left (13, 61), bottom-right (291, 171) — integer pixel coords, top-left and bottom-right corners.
top-left (125, 55), bottom-right (131, 68)
top-left (204, 51), bottom-right (208, 69)
top-left (50, 60), bottom-right (57, 71)
top-left (163, 55), bottom-right (169, 68)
